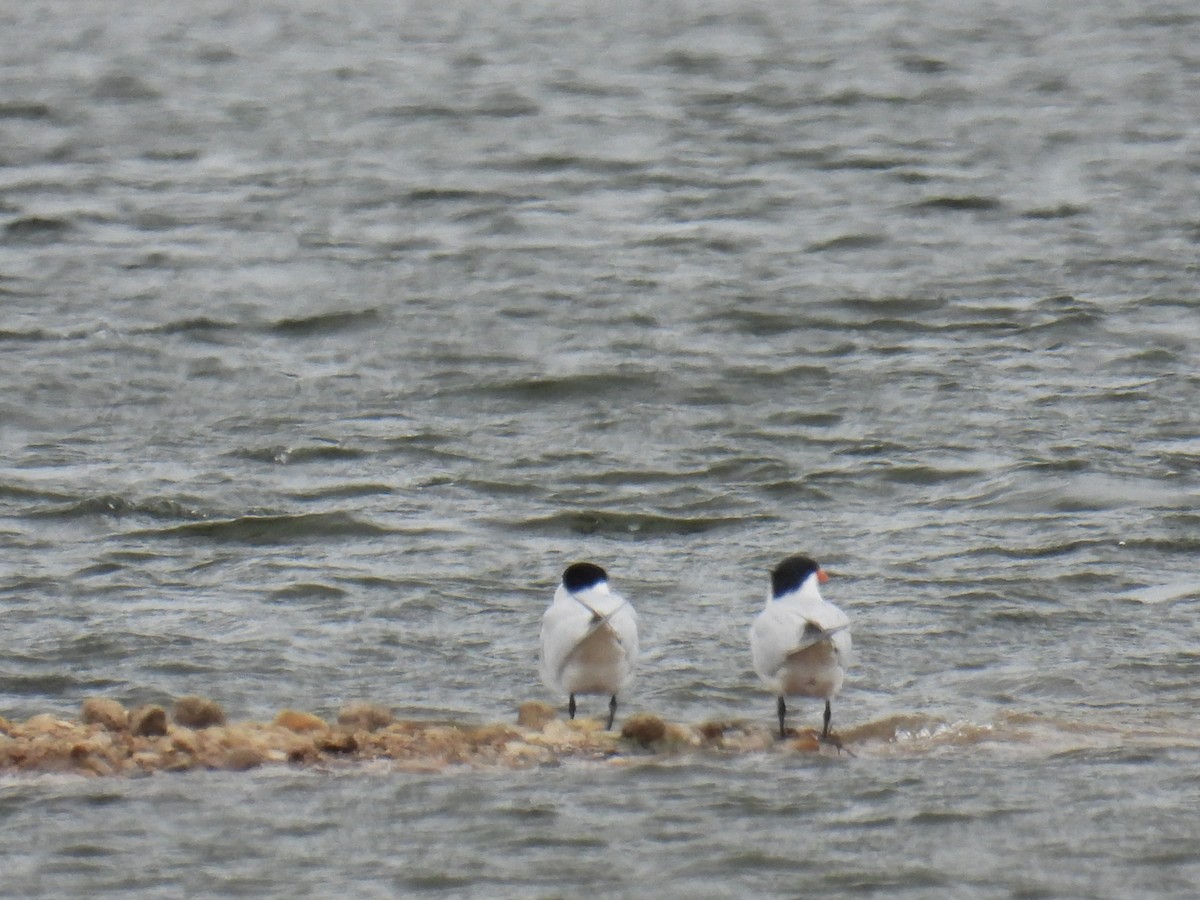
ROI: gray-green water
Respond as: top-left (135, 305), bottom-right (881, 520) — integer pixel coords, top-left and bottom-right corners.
top-left (2, 1), bottom-right (1199, 896)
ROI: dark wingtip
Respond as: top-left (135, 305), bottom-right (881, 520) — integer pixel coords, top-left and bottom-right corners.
top-left (562, 561), bottom-right (608, 592)
top-left (771, 555), bottom-right (822, 598)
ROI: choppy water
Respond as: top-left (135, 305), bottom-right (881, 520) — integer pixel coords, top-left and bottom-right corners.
top-left (3, 0), bottom-right (1200, 896)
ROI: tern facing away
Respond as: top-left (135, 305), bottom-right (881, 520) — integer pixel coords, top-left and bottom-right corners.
top-left (750, 555), bottom-right (852, 740)
top-left (539, 562), bottom-right (639, 730)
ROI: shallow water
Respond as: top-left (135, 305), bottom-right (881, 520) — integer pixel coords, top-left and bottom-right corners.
top-left (3, 0), bottom-right (1200, 896)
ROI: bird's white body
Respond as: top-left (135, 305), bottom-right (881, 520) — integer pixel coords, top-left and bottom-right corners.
top-left (750, 573), bottom-right (852, 704)
top-left (540, 579), bottom-right (639, 700)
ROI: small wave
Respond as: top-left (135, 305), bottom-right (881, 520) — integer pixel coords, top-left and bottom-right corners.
top-left (1159, 449), bottom-right (1200, 475)
top-left (28, 494), bottom-right (209, 521)
top-left (1120, 11), bottom-right (1200, 27)
top-left (817, 154), bottom-right (915, 171)
top-left (763, 409), bottom-right (841, 427)
top-left (846, 711), bottom-right (1200, 757)
top-left (141, 148), bottom-right (201, 164)
top-left (833, 439), bottom-right (910, 458)
top-left (1017, 457), bottom-right (1091, 475)
top-left (231, 444), bottom-right (368, 465)
top-left (375, 91), bottom-right (540, 121)
top-left (759, 480), bottom-right (835, 503)
top-left (0, 101), bottom-right (55, 120)
top-left (961, 538), bottom-right (1111, 561)
top-left (0, 673), bottom-right (119, 695)
top-left (146, 316), bottom-right (239, 336)
top-left (1120, 580), bottom-right (1200, 605)
top-left (374, 102), bottom-right (461, 120)
top-left (90, 71), bottom-right (161, 101)
top-left (817, 88), bottom-right (910, 107)
top-left (269, 583), bottom-right (350, 602)
top-left (288, 483), bottom-right (394, 501)
top-left (878, 464), bottom-right (984, 485)
top-left (898, 54), bottom-right (950, 74)
top-left (997, 471), bottom-right (1190, 514)
top-left (570, 456), bottom-right (802, 492)
top-left (405, 187), bottom-right (523, 204)
top-left (836, 295), bottom-right (950, 315)
top-left (657, 49), bottom-right (728, 76)
top-left (909, 195), bottom-right (1005, 213)
top-left (458, 371), bottom-right (660, 402)
top-left (133, 512), bottom-right (393, 544)
top-left (1022, 203), bottom-right (1089, 219)
top-left (0, 482), bottom-right (74, 502)
top-left (145, 311), bottom-right (383, 340)
top-left (713, 309), bottom-right (803, 337)
top-left (805, 233), bottom-right (887, 252)
top-left (3, 216), bottom-right (74, 243)
top-left (1018, 309), bottom-right (1105, 338)
top-left (268, 308), bottom-right (383, 337)
top-left (475, 91), bottom-right (539, 118)
top-left (702, 456), bottom-right (801, 484)
top-left (1031, 293), bottom-right (1105, 316)
top-left (509, 509), bottom-right (773, 537)
top-left (490, 153), bottom-right (642, 176)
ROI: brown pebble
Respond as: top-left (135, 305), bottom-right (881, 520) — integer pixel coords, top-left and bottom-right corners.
top-left (80, 755), bottom-right (116, 778)
top-left (316, 732), bottom-right (358, 754)
top-left (220, 747), bottom-right (265, 771)
top-left (170, 729), bottom-right (200, 754)
top-left (789, 731), bottom-right (822, 753)
top-left (662, 723), bottom-right (700, 747)
top-left (173, 696), bottom-right (227, 729)
top-left (715, 723), bottom-right (776, 754)
top-left (516, 701), bottom-right (557, 730)
top-left (81, 698), bottom-right (129, 732)
top-left (569, 717), bottom-right (607, 734)
top-left (620, 713), bottom-right (667, 746)
top-left (129, 705), bottom-right (169, 737)
top-left (130, 750), bottom-right (163, 770)
top-left (337, 702), bottom-right (394, 732)
top-left (274, 710), bottom-right (328, 733)
top-left (22, 713), bottom-right (74, 735)
top-left (502, 741), bottom-right (554, 766)
top-left (468, 723), bottom-right (521, 747)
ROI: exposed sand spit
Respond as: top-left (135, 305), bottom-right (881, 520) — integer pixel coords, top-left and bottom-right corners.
top-left (0, 697), bottom-right (848, 777)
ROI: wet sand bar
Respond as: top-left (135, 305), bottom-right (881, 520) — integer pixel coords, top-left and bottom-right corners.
top-left (0, 697), bottom-right (848, 777)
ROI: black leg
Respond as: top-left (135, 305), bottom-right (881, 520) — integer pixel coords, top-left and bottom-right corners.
top-left (822, 700), bottom-right (832, 739)
top-left (607, 694), bottom-right (617, 730)
top-left (568, 694), bottom-right (576, 719)
top-left (777, 696), bottom-right (787, 739)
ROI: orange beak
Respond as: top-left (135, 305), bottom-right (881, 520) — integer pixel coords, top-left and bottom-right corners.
top-left (817, 568), bottom-right (830, 583)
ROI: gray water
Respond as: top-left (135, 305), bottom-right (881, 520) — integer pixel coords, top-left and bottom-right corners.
top-left (2, 0), bottom-right (1200, 896)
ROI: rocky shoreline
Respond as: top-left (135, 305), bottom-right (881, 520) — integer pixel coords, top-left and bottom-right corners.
top-left (0, 697), bottom-right (843, 778)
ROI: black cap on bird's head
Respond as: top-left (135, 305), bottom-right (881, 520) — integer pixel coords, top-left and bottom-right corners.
top-left (562, 562), bottom-right (608, 593)
top-left (771, 555), bottom-right (827, 598)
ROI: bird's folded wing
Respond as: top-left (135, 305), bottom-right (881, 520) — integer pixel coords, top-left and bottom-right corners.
top-left (587, 599), bottom-right (631, 642)
top-left (754, 604), bottom-right (848, 672)
top-left (551, 598), bottom-right (635, 681)
top-left (567, 594), bottom-right (631, 645)
top-left (791, 621), bottom-right (849, 654)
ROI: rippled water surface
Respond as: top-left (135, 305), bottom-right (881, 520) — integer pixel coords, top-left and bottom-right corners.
top-left (3, 0), bottom-right (1200, 896)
